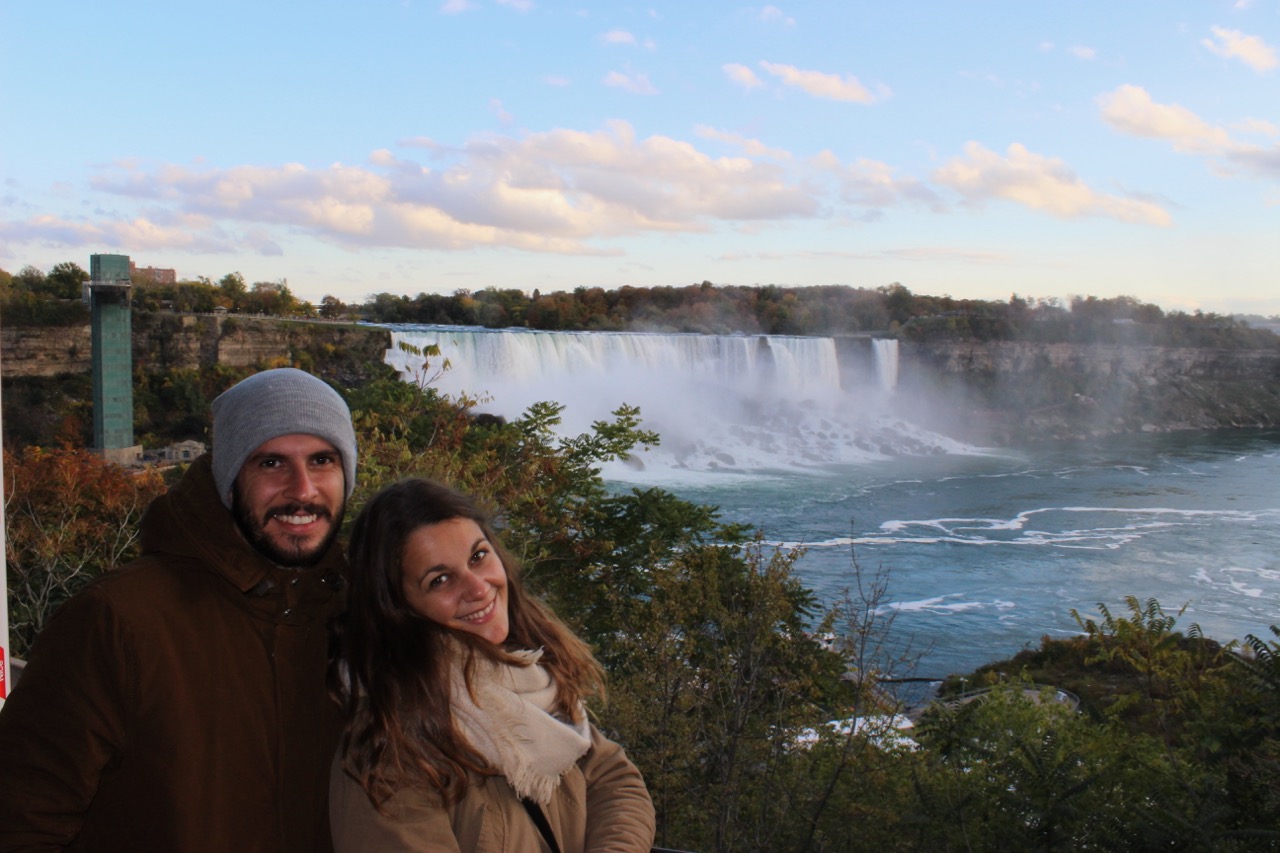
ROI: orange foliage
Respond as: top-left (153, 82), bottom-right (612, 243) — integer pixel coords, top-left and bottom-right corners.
top-left (3, 447), bottom-right (169, 657)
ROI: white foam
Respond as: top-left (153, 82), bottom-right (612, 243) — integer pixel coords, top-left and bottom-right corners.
top-left (1194, 565), bottom-right (1277, 599)
top-left (846, 506), bottom-right (1280, 552)
top-left (878, 594), bottom-right (985, 615)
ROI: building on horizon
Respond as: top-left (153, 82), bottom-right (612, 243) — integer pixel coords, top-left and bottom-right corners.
top-left (130, 262), bottom-right (177, 285)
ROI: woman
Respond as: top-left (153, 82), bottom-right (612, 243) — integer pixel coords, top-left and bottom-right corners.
top-left (330, 478), bottom-right (656, 853)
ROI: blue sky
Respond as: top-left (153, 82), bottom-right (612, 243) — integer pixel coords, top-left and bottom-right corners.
top-left (3, 1), bottom-right (1278, 314)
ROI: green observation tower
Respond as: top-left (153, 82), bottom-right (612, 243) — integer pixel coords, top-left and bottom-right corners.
top-left (88, 254), bottom-right (141, 465)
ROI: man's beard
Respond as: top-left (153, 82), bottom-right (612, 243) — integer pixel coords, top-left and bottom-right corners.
top-left (231, 487), bottom-right (344, 568)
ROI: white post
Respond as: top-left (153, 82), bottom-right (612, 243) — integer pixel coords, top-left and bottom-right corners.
top-left (0, 330), bottom-right (9, 708)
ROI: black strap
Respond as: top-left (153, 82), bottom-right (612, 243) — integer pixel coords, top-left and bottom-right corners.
top-left (521, 797), bottom-right (562, 853)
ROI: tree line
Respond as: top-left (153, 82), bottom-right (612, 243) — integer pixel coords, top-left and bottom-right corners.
top-left (359, 281), bottom-right (1279, 348)
top-left (0, 264), bottom-right (321, 323)
top-left (4, 261), bottom-right (1278, 350)
top-left (5, 347), bottom-right (1280, 850)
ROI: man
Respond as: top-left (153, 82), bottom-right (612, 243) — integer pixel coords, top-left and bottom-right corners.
top-left (0, 368), bottom-right (358, 852)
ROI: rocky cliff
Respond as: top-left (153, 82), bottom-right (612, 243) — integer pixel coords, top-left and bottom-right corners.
top-left (0, 325), bottom-right (93, 378)
top-left (897, 340), bottom-right (1280, 444)
top-left (1, 313), bottom-right (393, 386)
top-left (1, 315), bottom-right (394, 447)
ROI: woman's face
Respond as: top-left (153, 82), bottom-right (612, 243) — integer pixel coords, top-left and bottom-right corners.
top-left (400, 517), bottom-right (510, 645)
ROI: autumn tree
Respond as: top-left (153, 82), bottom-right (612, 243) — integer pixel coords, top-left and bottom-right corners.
top-left (319, 295), bottom-right (346, 319)
top-left (218, 271), bottom-right (248, 305)
top-left (3, 447), bottom-right (169, 658)
top-left (244, 280), bottom-right (301, 316)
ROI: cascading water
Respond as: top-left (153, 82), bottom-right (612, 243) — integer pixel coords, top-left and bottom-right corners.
top-left (384, 325), bottom-right (967, 478)
top-left (873, 338), bottom-right (899, 393)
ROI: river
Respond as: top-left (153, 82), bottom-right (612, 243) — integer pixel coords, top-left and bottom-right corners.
top-left (614, 429), bottom-right (1280, 679)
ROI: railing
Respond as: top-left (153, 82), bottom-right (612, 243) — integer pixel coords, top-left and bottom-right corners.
top-left (940, 683), bottom-right (1081, 711)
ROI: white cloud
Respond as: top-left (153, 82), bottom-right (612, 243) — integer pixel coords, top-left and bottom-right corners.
top-left (932, 141), bottom-right (1172, 226)
top-left (495, 0), bottom-right (534, 10)
top-left (503, 121), bottom-right (818, 223)
top-left (1068, 45), bottom-right (1097, 61)
top-left (758, 5), bottom-right (795, 26)
top-left (1230, 144), bottom-right (1280, 179)
top-left (243, 228), bottom-right (284, 256)
top-left (398, 136), bottom-right (448, 153)
top-left (601, 29), bottom-right (636, 45)
top-left (59, 123), bottom-right (831, 255)
top-left (723, 63), bottom-right (762, 90)
top-left (1098, 85), bottom-right (1280, 181)
top-left (1202, 26), bottom-right (1278, 72)
top-left (811, 151), bottom-right (943, 211)
top-left (489, 98), bottom-right (513, 124)
top-left (758, 61), bottom-right (885, 103)
top-left (603, 71), bottom-right (658, 95)
top-left (695, 125), bottom-right (791, 160)
top-left (1234, 117), bottom-right (1280, 137)
top-left (439, 0), bottom-right (474, 14)
top-left (1097, 85), bottom-right (1233, 154)
top-left (29, 119), bottom-right (1194, 264)
top-left (0, 213), bottom-right (234, 254)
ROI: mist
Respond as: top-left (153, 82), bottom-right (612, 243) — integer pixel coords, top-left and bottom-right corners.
top-left (385, 325), bottom-right (976, 481)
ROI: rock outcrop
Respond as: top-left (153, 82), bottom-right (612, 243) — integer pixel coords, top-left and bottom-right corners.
top-left (0, 325), bottom-right (93, 378)
top-left (1, 314), bottom-right (392, 387)
top-left (897, 340), bottom-right (1280, 444)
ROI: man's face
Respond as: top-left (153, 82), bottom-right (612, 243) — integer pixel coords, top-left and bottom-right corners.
top-left (231, 433), bottom-right (346, 567)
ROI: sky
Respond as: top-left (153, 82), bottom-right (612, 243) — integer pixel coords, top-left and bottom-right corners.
top-left (2, 1), bottom-right (1278, 314)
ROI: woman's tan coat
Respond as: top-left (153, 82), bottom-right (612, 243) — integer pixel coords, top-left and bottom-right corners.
top-left (330, 725), bottom-right (655, 853)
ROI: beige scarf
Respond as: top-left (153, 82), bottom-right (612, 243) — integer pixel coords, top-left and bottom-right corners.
top-left (449, 644), bottom-right (592, 806)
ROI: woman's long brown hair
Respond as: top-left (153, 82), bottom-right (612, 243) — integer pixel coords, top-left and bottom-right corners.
top-left (331, 478), bottom-right (604, 810)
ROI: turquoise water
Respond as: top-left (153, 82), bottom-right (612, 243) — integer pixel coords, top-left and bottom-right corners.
top-left (609, 429), bottom-right (1280, 679)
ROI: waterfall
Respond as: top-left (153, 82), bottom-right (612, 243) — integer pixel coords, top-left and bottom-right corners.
top-left (873, 338), bottom-right (899, 393)
top-left (387, 325), bottom-right (842, 402)
top-left (384, 325), bottom-right (962, 477)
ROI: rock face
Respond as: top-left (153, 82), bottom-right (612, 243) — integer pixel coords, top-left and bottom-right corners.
top-left (0, 325), bottom-right (93, 378)
top-left (898, 340), bottom-right (1280, 444)
top-left (1, 314), bottom-right (392, 386)
top-left (906, 341), bottom-right (1280, 382)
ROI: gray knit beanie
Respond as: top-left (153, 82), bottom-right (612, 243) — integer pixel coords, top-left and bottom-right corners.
top-left (211, 368), bottom-right (357, 508)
